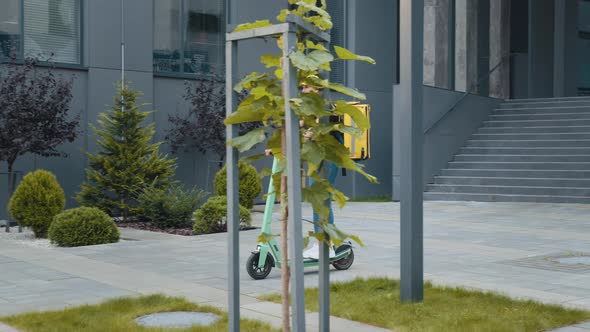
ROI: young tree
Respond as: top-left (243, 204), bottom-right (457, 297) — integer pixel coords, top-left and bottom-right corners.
top-left (166, 72), bottom-right (259, 161)
top-left (77, 83), bottom-right (176, 222)
top-left (0, 57), bottom-right (79, 231)
top-left (227, 2), bottom-right (377, 330)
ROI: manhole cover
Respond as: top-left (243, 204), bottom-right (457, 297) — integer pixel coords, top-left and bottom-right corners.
top-left (553, 256), bottom-right (590, 265)
top-left (499, 252), bottom-right (590, 274)
top-left (135, 312), bottom-right (220, 328)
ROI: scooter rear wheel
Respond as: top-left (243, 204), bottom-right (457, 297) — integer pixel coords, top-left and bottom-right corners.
top-left (332, 246), bottom-right (354, 270)
top-left (246, 252), bottom-right (273, 280)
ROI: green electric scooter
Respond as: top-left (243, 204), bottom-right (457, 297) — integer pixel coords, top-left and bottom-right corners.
top-left (246, 158), bottom-right (354, 280)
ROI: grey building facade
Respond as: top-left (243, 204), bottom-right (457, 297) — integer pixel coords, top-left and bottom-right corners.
top-left (1, 0), bottom-right (589, 209)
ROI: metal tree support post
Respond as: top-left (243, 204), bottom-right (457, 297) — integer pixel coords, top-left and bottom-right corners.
top-left (282, 30), bottom-right (306, 330)
top-left (399, 0), bottom-right (424, 303)
top-left (225, 14), bottom-right (330, 331)
top-left (225, 37), bottom-right (240, 332)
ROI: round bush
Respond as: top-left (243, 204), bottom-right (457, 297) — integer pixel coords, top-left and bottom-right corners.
top-left (8, 170), bottom-right (65, 238)
top-left (214, 162), bottom-right (262, 209)
top-left (48, 207), bottom-right (120, 247)
top-left (193, 196), bottom-right (251, 235)
top-left (137, 184), bottom-right (206, 228)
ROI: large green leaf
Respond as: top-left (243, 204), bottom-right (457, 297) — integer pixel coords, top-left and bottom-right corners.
top-left (293, 1), bottom-right (333, 30)
top-left (261, 54), bottom-right (281, 68)
top-left (306, 40), bottom-right (328, 51)
top-left (233, 20), bottom-right (272, 32)
top-left (307, 77), bottom-right (367, 100)
top-left (328, 187), bottom-right (348, 209)
top-left (276, 9), bottom-right (289, 22)
top-left (228, 128), bottom-right (266, 152)
top-left (240, 153), bottom-right (266, 164)
top-left (224, 96), bottom-right (270, 125)
top-left (289, 50), bottom-right (334, 71)
top-left (314, 123), bottom-right (363, 137)
top-left (301, 141), bottom-right (326, 166)
top-left (302, 181), bottom-right (330, 220)
top-left (258, 232), bottom-right (279, 243)
top-left (334, 46), bottom-right (376, 64)
top-left (317, 134), bottom-right (378, 183)
top-left (333, 101), bottom-right (370, 130)
top-left (234, 72), bottom-right (267, 92)
top-left (250, 87), bottom-right (271, 100)
top-left (326, 82), bottom-right (366, 100)
top-left (321, 223), bottom-right (365, 247)
top-left (266, 129), bottom-right (282, 156)
top-left (290, 93), bottom-right (330, 117)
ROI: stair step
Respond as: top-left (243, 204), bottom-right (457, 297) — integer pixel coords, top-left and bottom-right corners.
top-left (429, 97), bottom-right (590, 204)
top-left (490, 112), bottom-right (590, 121)
top-left (466, 139), bottom-right (590, 148)
top-left (454, 154), bottom-right (590, 162)
top-left (478, 126), bottom-right (590, 134)
top-left (459, 147), bottom-right (590, 155)
top-left (424, 192), bottom-right (590, 204)
top-left (500, 100), bottom-right (590, 109)
top-left (426, 184), bottom-right (590, 196)
top-left (448, 161), bottom-right (590, 170)
top-left (495, 106), bottom-right (590, 115)
top-left (473, 133), bottom-right (590, 140)
top-left (433, 176), bottom-right (590, 188)
top-left (507, 96), bottom-right (590, 102)
top-left (441, 169), bottom-right (590, 179)
top-left (484, 119), bottom-right (590, 127)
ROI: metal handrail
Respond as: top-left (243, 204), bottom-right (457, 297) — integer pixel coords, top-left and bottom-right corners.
top-left (423, 52), bottom-right (516, 135)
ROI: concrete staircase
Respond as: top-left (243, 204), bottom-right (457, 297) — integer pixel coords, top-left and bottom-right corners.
top-left (425, 97), bottom-right (590, 204)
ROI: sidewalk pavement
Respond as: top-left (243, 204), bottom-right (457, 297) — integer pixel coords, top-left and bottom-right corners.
top-left (1, 201), bottom-right (590, 331)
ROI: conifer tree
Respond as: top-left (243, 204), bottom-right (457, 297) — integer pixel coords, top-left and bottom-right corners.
top-left (77, 83), bottom-right (176, 222)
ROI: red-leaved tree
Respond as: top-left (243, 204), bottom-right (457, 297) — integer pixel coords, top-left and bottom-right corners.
top-left (0, 57), bottom-right (80, 227)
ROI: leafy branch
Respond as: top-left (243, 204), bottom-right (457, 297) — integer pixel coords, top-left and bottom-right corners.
top-left (226, 0), bottom-right (378, 246)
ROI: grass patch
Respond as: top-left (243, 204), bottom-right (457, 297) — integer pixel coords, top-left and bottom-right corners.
top-left (0, 294), bottom-right (276, 332)
top-left (260, 278), bottom-right (590, 332)
top-left (348, 196), bottom-right (392, 202)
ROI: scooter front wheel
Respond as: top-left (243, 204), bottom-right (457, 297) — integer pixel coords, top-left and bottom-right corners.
top-left (332, 246), bottom-right (354, 270)
top-left (246, 252), bottom-right (273, 280)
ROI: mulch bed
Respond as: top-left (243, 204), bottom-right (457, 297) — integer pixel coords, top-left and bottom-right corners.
top-left (117, 222), bottom-right (258, 237)
top-left (117, 222), bottom-right (194, 236)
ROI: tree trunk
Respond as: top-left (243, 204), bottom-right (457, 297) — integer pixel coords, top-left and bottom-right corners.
top-left (122, 197), bottom-right (128, 223)
top-left (5, 162), bottom-right (14, 232)
top-left (280, 125), bottom-right (290, 332)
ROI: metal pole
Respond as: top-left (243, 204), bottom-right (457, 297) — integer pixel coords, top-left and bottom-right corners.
top-left (121, 0), bottom-right (125, 83)
top-left (399, 0), bottom-right (424, 303)
top-left (120, 0), bottom-right (125, 111)
top-left (318, 198), bottom-right (330, 332)
top-left (283, 29), bottom-right (306, 331)
top-left (226, 38), bottom-right (240, 331)
top-left (318, 39), bottom-right (331, 332)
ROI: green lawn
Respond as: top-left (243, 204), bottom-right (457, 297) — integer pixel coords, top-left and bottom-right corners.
top-left (261, 278), bottom-right (590, 332)
top-left (348, 196), bottom-right (392, 202)
top-left (0, 295), bottom-right (276, 332)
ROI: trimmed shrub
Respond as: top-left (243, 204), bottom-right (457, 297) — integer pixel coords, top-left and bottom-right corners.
top-left (137, 184), bottom-right (206, 228)
top-left (193, 196), bottom-right (251, 235)
top-left (214, 162), bottom-right (262, 209)
top-left (8, 170), bottom-right (65, 238)
top-left (48, 207), bottom-right (120, 247)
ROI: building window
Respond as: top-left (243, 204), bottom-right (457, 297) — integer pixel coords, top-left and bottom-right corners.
top-left (0, 0), bottom-right (21, 60)
top-left (0, 0), bottom-right (81, 64)
top-left (154, 0), bottom-right (224, 75)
